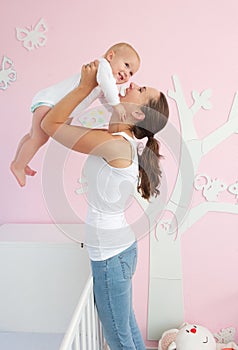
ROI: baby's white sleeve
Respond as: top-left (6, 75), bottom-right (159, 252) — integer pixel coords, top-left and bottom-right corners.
top-left (97, 60), bottom-right (120, 106)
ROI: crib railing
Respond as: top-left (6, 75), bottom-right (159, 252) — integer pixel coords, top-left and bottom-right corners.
top-left (59, 276), bottom-right (108, 350)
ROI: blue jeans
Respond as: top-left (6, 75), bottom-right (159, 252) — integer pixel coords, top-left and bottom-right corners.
top-left (91, 242), bottom-right (146, 350)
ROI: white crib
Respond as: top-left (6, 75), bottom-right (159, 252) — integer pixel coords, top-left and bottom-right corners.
top-left (0, 224), bottom-right (108, 350)
top-left (59, 276), bottom-right (108, 350)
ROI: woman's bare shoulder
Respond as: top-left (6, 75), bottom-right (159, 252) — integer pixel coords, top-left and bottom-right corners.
top-left (72, 127), bottom-right (131, 160)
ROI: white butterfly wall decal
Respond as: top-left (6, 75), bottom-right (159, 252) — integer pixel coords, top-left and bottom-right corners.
top-left (0, 56), bottom-right (17, 91)
top-left (16, 18), bottom-right (48, 51)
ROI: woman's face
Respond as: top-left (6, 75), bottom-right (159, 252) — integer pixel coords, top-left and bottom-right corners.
top-left (120, 83), bottom-right (160, 105)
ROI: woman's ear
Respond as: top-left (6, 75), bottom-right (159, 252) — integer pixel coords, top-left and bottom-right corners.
top-left (131, 110), bottom-right (145, 121)
top-left (106, 50), bottom-right (115, 62)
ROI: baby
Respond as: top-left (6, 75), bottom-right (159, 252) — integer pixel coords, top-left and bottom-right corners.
top-left (10, 42), bottom-right (140, 187)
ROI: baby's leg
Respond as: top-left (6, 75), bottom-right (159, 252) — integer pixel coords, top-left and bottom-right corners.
top-left (10, 106), bottom-right (51, 186)
top-left (12, 134), bottom-right (36, 175)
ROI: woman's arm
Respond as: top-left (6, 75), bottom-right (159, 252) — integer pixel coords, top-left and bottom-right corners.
top-left (41, 61), bottom-right (120, 157)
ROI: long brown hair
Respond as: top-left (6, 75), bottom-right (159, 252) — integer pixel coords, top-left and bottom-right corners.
top-left (131, 92), bottom-right (169, 200)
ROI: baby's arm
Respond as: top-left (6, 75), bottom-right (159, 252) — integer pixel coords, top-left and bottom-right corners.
top-left (97, 60), bottom-right (126, 121)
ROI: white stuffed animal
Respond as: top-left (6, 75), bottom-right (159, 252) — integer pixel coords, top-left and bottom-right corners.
top-left (158, 323), bottom-right (238, 350)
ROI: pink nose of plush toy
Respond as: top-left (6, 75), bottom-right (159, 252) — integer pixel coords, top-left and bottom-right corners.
top-left (190, 328), bottom-right (197, 334)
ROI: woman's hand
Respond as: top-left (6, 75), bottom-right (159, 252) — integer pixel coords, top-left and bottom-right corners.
top-left (80, 60), bottom-right (99, 91)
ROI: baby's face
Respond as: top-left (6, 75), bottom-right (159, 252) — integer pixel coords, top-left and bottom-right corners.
top-left (107, 48), bottom-right (140, 84)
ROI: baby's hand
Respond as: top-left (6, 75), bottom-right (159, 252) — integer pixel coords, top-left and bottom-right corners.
top-left (113, 103), bottom-right (126, 122)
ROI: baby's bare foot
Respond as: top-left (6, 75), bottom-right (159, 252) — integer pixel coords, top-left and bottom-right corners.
top-left (10, 162), bottom-right (26, 187)
top-left (25, 165), bottom-right (37, 176)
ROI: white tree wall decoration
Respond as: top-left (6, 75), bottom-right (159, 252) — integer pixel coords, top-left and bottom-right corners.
top-left (140, 75), bottom-right (238, 340)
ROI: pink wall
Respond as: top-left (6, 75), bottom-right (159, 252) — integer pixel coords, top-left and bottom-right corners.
top-left (1, 0), bottom-right (238, 347)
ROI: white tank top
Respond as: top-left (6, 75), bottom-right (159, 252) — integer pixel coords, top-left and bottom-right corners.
top-left (84, 132), bottom-right (138, 261)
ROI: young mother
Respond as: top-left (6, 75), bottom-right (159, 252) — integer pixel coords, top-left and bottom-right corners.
top-left (41, 60), bottom-right (169, 350)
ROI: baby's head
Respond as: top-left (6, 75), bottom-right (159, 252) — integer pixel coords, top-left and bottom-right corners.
top-left (104, 42), bottom-right (140, 84)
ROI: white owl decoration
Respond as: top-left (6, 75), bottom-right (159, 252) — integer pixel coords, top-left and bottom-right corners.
top-left (16, 18), bottom-right (48, 51)
top-left (0, 56), bottom-right (17, 90)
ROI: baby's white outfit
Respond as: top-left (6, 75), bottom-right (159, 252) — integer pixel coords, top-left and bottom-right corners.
top-left (31, 58), bottom-right (127, 114)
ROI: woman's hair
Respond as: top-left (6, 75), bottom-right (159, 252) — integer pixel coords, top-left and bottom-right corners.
top-left (131, 92), bottom-right (169, 200)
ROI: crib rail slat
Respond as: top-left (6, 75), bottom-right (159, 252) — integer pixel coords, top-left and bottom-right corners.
top-left (80, 315), bottom-right (86, 348)
top-left (86, 299), bottom-right (92, 349)
top-left (72, 332), bottom-right (79, 350)
top-left (90, 292), bottom-right (97, 350)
